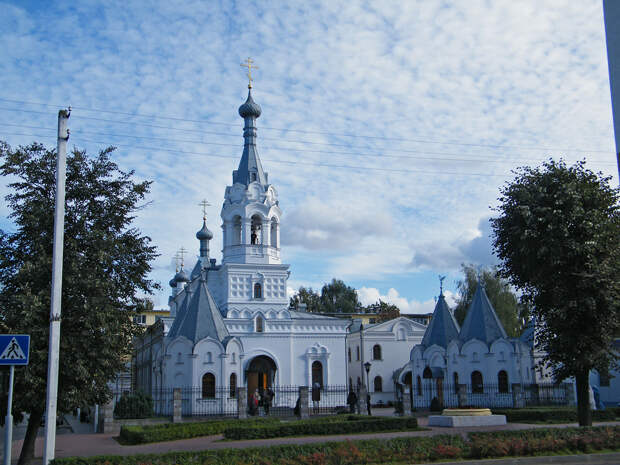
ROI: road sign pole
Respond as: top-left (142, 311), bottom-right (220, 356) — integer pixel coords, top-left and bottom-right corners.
top-left (43, 108), bottom-right (70, 465)
top-left (3, 365), bottom-right (14, 465)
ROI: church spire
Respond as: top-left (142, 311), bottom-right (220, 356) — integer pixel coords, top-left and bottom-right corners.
top-left (233, 62), bottom-right (268, 187)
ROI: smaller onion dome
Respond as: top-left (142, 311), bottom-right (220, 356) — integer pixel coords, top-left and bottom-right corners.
top-left (169, 276), bottom-right (177, 288)
top-left (238, 90), bottom-right (262, 118)
top-left (174, 268), bottom-right (190, 283)
top-left (196, 220), bottom-right (213, 241)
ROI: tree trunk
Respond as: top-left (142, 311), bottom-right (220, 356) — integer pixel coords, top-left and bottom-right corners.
top-left (575, 369), bottom-right (592, 427)
top-left (17, 409), bottom-right (42, 465)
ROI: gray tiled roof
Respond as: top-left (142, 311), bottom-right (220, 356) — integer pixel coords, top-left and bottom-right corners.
top-left (458, 283), bottom-right (508, 345)
top-left (421, 294), bottom-right (460, 349)
top-left (167, 273), bottom-right (229, 344)
top-left (233, 90), bottom-right (268, 187)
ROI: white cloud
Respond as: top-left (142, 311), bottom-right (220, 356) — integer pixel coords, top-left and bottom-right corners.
top-left (357, 286), bottom-right (458, 315)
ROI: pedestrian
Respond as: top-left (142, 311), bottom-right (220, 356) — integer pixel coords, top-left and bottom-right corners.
top-left (249, 389), bottom-right (259, 416)
top-left (347, 388), bottom-right (357, 414)
top-left (263, 386), bottom-right (274, 415)
top-left (366, 393), bottom-right (372, 416)
top-left (312, 382), bottom-right (321, 414)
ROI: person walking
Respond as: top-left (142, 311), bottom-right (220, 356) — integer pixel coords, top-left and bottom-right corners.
top-left (347, 389), bottom-right (357, 414)
top-left (263, 387), bottom-right (274, 415)
top-left (249, 389), bottom-right (259, 416)
top-left (366, 393), bottom-right (372, 416)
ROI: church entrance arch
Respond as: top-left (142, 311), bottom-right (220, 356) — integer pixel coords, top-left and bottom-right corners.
top-left (246, 355), bottom-right (277, 397)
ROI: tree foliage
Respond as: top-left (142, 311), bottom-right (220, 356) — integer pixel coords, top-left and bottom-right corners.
top-left (491, 159), bottom-right (620, 426)
top-left (364, 300), bottom-right (401, 322)
top-left (289, 286), bottom-right (321, 313)
top-left (454, 263), bottom-right (528, 337)
top-left (290, 279), bottom-right (360, 314)
top-left (0, 141), bottom-right (158, 463)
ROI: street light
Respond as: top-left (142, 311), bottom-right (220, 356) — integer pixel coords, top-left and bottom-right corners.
top-left (364, 361), bottom-right (371, 390)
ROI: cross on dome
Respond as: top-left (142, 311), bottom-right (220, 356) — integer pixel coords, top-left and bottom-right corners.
top-left (240, 57), bottom-right (259, 89)
top-left (199, 199), bottom-right (211, 220)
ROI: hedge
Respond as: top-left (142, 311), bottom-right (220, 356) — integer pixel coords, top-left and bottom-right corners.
top-left (492, 407), bottom-right (620, 423)
top-left (119, 417), bottom-right (279, 444)
top-left (223, 416), bottom-right (420, 440)
top-left (51, 426), bottom-right (620, 465)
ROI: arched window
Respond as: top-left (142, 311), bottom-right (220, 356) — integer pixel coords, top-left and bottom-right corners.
top-left (472, 352), bottom-right (479, 362)
top-left (229, 373), bottom-right (237, 398)
top-left (270, 218), bottom-right (278, 247)
top-left (177, 352), bottom-right (182, 363)
top-left (356, 346), bottom-right (360, 361)
top-left (256, 316), bottom-right (264, 333)
top-left (205, 352), bottom-right (212, 363)
top-left (312, 361), bottom-right (323, 388)
top-left (471, 371), bottom-right (483, 394)
top-left (254, 283), bottom-right (262, 299)
top-left (498, 370), bottom-right (509, 393)
top-left (233, 216), bottom-right (241, 245)
top-left (202, 373), bottom-right (215, 398)
top-left (347, 347), bottom-right (351, 362)
top-left (453, 372), bottom-right (459, 394)
top-left (372, 344), bottom-right (382, 360)
top-left (397, 328), bottom-right (405, 341)
top-left (374, 376), bottom-right (383, 392)
top-left (251, 215), bottom-right (262, 245)
top-left (416, 375), bottom-right (422, 396)
top-left (423, 366), bottom-right (432, 379)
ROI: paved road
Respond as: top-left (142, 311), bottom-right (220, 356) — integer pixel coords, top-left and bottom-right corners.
top-left (3, 417), bottom-right (619, 464)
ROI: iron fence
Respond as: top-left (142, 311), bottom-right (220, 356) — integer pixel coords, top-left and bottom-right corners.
top-left (411, 381), bottom-right (571, 410)
top-left (309, 385), bottom-right (349, 415)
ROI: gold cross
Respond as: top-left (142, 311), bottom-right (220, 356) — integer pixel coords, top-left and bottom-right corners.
top-left (240, 57), bottom-right (258, 89)
top-left (173, 252), bottom-right (181, 271)
top-left (199, 199), bottom-right (211, 220)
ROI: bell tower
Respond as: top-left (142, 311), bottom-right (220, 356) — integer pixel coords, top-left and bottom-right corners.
top-left (221, 85), bottom-right (282, 265)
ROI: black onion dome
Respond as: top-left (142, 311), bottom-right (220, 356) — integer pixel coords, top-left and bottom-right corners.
top-left (238, 90), bottom-right (262, 118)
top-left (196, 220), bottom-right (213, 241)
top-left (169, 277), bottom-right (177, 288)
top-left (174, 268), bottom-right (190, 283)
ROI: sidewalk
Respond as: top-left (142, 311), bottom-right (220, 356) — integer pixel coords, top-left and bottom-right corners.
top-left (6, 418), bottom-right (619, 463)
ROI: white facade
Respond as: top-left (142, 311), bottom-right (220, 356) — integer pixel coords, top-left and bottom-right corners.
top-left (346, 317), bottom-right (426, 405)
top-left (135, 89), bottom-right (349, 413)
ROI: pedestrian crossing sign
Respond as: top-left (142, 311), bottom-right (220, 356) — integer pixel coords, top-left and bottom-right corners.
top-left (0, 334), bottom-right (30, 365)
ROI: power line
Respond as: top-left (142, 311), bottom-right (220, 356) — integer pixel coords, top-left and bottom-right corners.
top-left (2, 122), bottom-right (615, 167)
top-left (0, 99), bottom-right (614, 154)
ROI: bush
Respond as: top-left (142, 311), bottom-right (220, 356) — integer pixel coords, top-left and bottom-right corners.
top-left (119, 417), bottom-right (278, 444)
top-left (52, 426), bottom-right (619, 465)
top-left (492, 407), bottom-right (619, 423)
top-left (224, 416), bottom-right (419, 440)
top-left (113, 391), bottom-right (153, 419)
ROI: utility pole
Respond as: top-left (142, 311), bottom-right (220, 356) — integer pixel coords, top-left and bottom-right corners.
top-left (43, 107), bottom-right (70, 465)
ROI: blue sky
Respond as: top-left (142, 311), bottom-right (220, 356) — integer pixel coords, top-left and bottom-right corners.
top-left (0, 1), bottom-right (617, 313)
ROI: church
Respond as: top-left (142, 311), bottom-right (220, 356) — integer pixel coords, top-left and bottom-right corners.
top-left (134, 82), bottom-right (350, 413)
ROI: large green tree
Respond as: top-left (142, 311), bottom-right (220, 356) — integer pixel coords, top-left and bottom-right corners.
top-left (454, 263), bottom-right (529, 337)
top-left (491, 159), bottom-right (619, 427)
top-left (289, 286), bottom-right (321, 313)
top-left (0, 141), bottom-right (158, 463)
top-left (320, 278), bottom-right (360, 314)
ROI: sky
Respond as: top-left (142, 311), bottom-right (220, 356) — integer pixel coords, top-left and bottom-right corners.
top-left (0, 0), bottom-right (617, 313)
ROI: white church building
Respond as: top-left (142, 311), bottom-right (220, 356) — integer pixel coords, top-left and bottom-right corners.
top-left (134, 86), bottom-right (350, 412)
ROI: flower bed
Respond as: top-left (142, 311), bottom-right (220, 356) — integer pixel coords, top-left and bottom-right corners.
top-left (492, 407), bottom-right (620, 423)
top-left (52, 426), bottom-right (620, 465)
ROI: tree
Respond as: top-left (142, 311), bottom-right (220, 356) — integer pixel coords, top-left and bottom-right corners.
top-left (320, 278), bottom-right (360, 314)
top-left (374, 300), bottom-right (401, 322)
top-left (491, 159), bottom-right (619, 426)
top-left (0, 141), bottom-right (158, 463)
top-left (454, 263), bottom-right (529, 337)
top-left (289, 286), bottom-right (321, 313)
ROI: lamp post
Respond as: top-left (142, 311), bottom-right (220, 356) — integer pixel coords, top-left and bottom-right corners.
top-left (364, 362), bottom-right (371, 392)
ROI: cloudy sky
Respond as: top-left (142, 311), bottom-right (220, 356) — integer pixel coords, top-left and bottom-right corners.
top-left (0, 0), bottom-right (617, 313)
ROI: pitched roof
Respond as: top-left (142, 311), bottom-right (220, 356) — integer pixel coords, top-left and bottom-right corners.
top-left (458, 283), bottom-right (508, 345)
top-left (421, 294), bottom-right (460, 349)
top-left (167, 272), bottom-right (229, 344)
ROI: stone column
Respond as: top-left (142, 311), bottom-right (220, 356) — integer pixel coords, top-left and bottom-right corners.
top-left (457, 384), bottom-right (468, 408)
top-left (237, 387), bottom-right (248, 419)
top-left (263, 218), bottom-right (271, 248)
top-left (172, 388), bottom-right (182, 423)
top-left (358, 386), bottom-right (368, 415)
top-left (512, 383), bottom-right (525, 408)
top-left (242, 220), bottom-right (251, 245)
top-left (564, 382), bottom-right (576, 406)
top-left (102, 399), bottom-right (118, 434)
top-left (299, 386), bottom-right (309, 419)
top-left (402, 387), bottom-right (412, 416)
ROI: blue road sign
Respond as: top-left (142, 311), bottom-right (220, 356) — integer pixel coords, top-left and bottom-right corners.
top-left (0, 335), bottom-right (30, 366)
